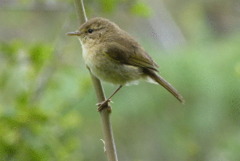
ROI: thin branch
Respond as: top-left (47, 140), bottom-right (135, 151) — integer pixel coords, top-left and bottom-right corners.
top-left (74, 0), bottom-right (88, 22)
top-left (73, 0), bottom-right (119, 161)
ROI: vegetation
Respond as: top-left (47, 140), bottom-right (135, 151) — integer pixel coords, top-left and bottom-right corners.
top-left (0, 0), bottom-right (240, 160)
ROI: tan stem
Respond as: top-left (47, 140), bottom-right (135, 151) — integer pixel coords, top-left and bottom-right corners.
top-left (73, 0), bottom-right (119, 161)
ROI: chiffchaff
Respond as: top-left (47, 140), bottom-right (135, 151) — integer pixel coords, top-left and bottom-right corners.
top-left (67, 17), bottom-right (184, 110)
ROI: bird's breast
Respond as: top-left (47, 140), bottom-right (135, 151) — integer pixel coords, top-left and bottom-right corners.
top-left (81, 44), bottom-right (144, 85)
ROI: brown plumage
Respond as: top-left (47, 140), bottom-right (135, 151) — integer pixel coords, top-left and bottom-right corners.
top-left (67, 17), bottom-right (184, 103)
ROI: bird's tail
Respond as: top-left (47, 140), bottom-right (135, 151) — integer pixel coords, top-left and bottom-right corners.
top-left (146, 70), bottom-right (185, 103)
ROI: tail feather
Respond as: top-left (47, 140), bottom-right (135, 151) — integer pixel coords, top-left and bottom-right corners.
top-left (145, 70), bottom-right (185, 103)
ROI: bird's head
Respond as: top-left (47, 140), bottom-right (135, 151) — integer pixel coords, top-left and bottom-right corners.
top-left (67, 17), bottom-right (119, 45)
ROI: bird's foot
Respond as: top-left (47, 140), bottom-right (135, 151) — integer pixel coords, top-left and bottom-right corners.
top-left (97, 99), bottom-right (112, 111)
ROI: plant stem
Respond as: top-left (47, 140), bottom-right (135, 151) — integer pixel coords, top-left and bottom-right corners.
top-left (73, 1), bottom-right (119, 161)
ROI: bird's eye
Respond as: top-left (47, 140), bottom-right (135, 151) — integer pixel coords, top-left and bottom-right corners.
top-left (87, 29), bottom-right (94, 33)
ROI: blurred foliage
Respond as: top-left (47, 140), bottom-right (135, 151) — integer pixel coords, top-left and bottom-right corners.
top-left (130, 2), bottom-right (152, 17)
top-left (0, 41), bottom-right (84, 161)
top-left (1, 0), bottom-right (240, 161)
top-left (10, 0), bottom-right (150, 17)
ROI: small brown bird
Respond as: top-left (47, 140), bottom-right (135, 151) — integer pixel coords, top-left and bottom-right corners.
top-left (67, 17), bottom-right (184, 109)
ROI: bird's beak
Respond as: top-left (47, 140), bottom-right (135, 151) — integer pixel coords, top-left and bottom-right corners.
top-left (66, 31), bottom-right (81, 36)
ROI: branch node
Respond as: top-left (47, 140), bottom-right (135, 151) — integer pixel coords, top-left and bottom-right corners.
top-left (100, 139), bottom-right (107, 153)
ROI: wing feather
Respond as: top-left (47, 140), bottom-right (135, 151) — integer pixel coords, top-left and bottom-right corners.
top-left (104, 42), bottom-right (158, 71)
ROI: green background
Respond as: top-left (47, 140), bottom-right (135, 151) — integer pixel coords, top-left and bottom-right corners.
top-left (1, 0), bottom-right (240, 160)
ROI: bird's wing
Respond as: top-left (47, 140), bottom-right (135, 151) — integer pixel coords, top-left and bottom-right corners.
top-left (104, 42), bottom-right (159, 71)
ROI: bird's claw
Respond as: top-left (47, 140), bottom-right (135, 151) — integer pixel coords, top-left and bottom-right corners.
top-left (97, 99), bottom-right (112, 111)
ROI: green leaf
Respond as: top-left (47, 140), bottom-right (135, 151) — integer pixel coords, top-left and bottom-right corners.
top-left (131, 2), bottom-right (152, 17)
top-left (101, 0), bottom-right (117, 12)
top-left (28, 43), bottom-right (52, 71)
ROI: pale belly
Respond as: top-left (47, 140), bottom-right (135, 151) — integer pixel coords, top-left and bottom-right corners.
top-left (82, 46), bottom-right (144, 85)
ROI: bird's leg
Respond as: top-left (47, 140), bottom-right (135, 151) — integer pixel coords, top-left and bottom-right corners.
top-left (97, 85), bottom-right (123, 111)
